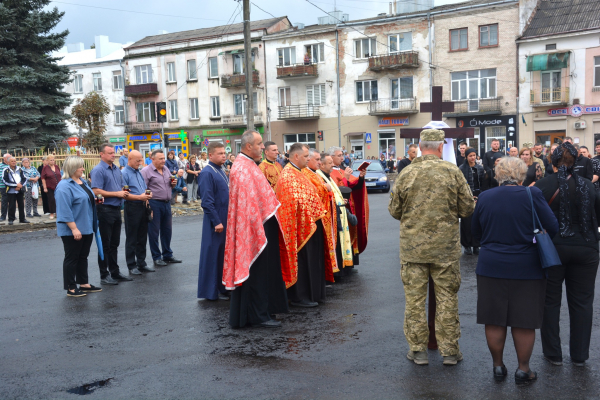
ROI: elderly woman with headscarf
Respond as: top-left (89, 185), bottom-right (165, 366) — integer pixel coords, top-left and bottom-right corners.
top-left (534, 142), bottom-right (600, 368)
top-left (21, 158), bottom-right (41, 218)
top-left (459, 147), bottom-right (488, 255)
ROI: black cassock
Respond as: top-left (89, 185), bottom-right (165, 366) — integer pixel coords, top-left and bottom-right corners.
top-left (229, 216), bottom-right (289, 328)
top-left (287, 220), bottom-right (326, 303)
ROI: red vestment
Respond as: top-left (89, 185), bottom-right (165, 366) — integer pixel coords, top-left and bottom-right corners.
top-left (258, 159), bottom-right (283, 191)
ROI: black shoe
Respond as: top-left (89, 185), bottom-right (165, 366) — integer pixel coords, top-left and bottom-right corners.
top-left (290, 300), bottom-right (318, 308)
top-left (33, 214), bottom-right (41, 217)
top-left (164, 257), bottom-right (182, 263)
top-left (20, 219), bottom-right (30, 224)
top-left (0, 218), bottom-right (5, 222)
top-left (139, 265), bottom-right (156, 272)
top-left (218, 293), bottom-right (230, 301)
top-left (572, 359), bottom-right (585, 367)
top-left (515, 369), bottom-right (537, 384)
top-left (26, 214), bottom-right (33, 218)
top-left (154, 259), bottom-right (168, 267)
top-left (129, 268), bottom-right (142, 275)
top-left (100, 276), bottom-right (119, 285)
top-left (464, 247), bottom-right (473, 255)
top-left (544, 355), bottom-right (563, 366)
top-left (112, 273), bottom-right (133, 281)
top-left (67, 288), bottom-right (87, 297)
top-left (8, 221), bottom-right (13, 225)
top-left (79, 285), bottom-right (102, 293)
top-left (493, 365), bottom-right (507, 382)
top-left (473, 247), bottom-right (480, 255)
top-left (256, 319), bottom-right (281, 328)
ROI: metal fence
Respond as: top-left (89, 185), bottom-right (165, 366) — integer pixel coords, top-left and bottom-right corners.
top-left (2, 149), bottom-right (102, 174)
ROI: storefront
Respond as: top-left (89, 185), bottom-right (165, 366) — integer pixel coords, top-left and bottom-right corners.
top-left (455, 115), bottom-right (517, 155)
top-left (189, 126), bottom-right (265, 155)
top-left (127, 132), bottom-right (189, 160)
top-left (528, 104), bottom-right (600, 149)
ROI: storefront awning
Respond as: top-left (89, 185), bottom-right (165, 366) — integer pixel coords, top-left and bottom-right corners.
top-left (344, 132), bottom-right (365, 136)
top-left (526, 52), bottom-right (570, 72)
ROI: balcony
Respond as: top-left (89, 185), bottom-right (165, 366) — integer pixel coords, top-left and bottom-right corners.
top-left (369, 51), bottom-right (419, 71)
top-left (530, 88), bottom-right (570, 107)
top-left (442, 97), bottom-right (502, 117)
top-left (368, 97), bottom-right (418, 116)
top-left (276, 63), bottom-right (318, 79)
top-left (278, 105), bottom-right (320, 120)
top-left (124, 122), bottom-right (162, 134)
top-left (220, 71), bottom-right (260, 88)
top-left (219, 113), bottom-right (264, 127)
top-left (124, 83), bottom-right (159, 97)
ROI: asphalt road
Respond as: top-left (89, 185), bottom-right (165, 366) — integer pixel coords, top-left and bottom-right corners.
top-left (1, 192), bottom-right (600, 399)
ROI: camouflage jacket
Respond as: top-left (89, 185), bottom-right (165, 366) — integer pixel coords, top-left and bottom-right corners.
top-left (388, 154), bottom-right (476, 263)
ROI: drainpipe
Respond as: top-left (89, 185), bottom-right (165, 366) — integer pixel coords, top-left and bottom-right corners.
top-left (120, 59), bottom-right (127, 141)
top-left (516, 42), bottom-right (520, 147)
top-left (336, 29), bottom-right (341, 147)
top-left (427, 12), bottom-right (433, 95)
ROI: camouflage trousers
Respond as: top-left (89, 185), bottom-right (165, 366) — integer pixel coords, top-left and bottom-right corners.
top-left (400, 260), bottom-right (461, 356)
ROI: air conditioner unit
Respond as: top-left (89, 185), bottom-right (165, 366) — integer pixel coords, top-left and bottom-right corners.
top-left (575, 121), bottom-right (587, 130)
top-left (468, 100), bottom-right (479, 112)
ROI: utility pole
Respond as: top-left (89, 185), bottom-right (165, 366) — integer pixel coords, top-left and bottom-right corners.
top-left (243, 0), bottom-right (254, 132)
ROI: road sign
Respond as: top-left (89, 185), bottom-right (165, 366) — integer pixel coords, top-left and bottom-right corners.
top-left (114, 145), bottom-right (123, 153)
top-left (203, 139), bottom-right (210, 146)
top-left (365, 133), bottom-right (372, 143)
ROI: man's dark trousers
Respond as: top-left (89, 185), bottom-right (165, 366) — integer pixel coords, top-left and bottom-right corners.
top-left (148, 199), bottom-right (173, 261)
top-left (97, 204), bottom-right (122, 279)
top-left (0, 186), bottom-right (8, 219)
top-left (124, 201), bottom-right (148, 270)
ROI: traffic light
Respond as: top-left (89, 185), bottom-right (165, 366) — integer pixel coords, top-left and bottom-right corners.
top-left (164, 135), bottom-right (170, 149)
top-left (156, 102), bottom-right (167, 123)
top-left (317, 130), bottom-right (323, 141)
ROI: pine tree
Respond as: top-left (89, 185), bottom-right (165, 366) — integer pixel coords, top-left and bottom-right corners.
top-left (0, 0), bottom-right (72, 150)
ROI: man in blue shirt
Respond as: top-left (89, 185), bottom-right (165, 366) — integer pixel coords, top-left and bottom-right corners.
top-left (91, 144), bottom-right (132, 285)
top-left (118, 148), bottom-right (129, 170)
top-left (122, 150), bottom-right (154, 275)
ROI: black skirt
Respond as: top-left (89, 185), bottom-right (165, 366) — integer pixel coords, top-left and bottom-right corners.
top-left (477, 275), bottom-right (546, 329)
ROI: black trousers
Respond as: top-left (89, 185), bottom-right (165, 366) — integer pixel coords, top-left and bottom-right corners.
top-left (41, 187), bottom-right (49, 214)
top-left (541, 245), bottom-right (599, 362)
top-left (460, 215), bottom-right (479, 249)
top-left (0, 186), bottom-right (8, 219)
top-left (7, 191), bottom-right (25, 222)
top-left (97, 205), bottom-right (122, 279)
top-left (124, 201), bottom-right (148, 270)
top-left (62, 234), bottom-right (93, 290)
top-left (287, 221), bottom-right (326, 303)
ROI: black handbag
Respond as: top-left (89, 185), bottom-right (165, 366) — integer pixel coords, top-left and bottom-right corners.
top-left (526, 187), bottom-right (561, 269)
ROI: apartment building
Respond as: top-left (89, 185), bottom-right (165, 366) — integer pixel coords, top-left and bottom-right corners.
top-left (122, 17), bottom-right (290, 159)
top-left (57, 36), bottom-right (128, 148)
top-left (517, 0), bottom-right (600, 149)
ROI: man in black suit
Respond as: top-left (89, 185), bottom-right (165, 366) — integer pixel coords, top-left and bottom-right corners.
top-left (482, 139), bottom-right (503, 170)
top-left (397, 144), bottom-right (418, 174)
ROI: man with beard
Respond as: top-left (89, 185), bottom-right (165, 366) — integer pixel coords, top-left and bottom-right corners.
top-left (398, 144), bottom-right (418, 174)
top-left (533, 143), bottom-right (549, 174)
top-left (482, 139), bottom-right (503, 170)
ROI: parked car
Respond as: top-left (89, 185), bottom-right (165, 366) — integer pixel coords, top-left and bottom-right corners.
top-left (351, 159), bottom-right (390, 193)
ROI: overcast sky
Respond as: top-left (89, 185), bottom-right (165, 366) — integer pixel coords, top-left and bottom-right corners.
top-left (48, 0), bottom-right (465, 47)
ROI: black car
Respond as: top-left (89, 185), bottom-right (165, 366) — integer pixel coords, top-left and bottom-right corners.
top-left (351, 160), bottom-right (390, 193)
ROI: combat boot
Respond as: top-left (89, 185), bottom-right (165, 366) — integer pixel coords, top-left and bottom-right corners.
top-left (407, 350), bottom-right (429, 365)
top-left (443, 351), bottom-right (463, 366)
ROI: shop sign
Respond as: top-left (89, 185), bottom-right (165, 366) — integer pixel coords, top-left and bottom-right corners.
top-left (378, 117), bottom-right (409, 127)
top-left (194, 135), bottom-right (201, 145)
top-left (66, 137), bottom-right (79, 147)
top-left (202, 126), bottom-right (264, 136)
top-left (547, 104), bottom-right (600, 116)
top-left (109, 137), bottom-right (125, 143)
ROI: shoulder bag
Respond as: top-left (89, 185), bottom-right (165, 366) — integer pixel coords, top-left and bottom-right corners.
top-left (526, 187), bottom-right (561, 269)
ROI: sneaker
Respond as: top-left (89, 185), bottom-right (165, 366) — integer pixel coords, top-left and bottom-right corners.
top-left (79, 285), bottom-right (102, 293)
top-left (543, 355), bottom-right (563, 366)
top-left (67, 288), bottom-right (87, 297)
top-left (407, 350), bottom-right (429, 365)
top-left (443, 351), bottom-right (463, 366)
top-left (26, 214), bottom-right (33, 218)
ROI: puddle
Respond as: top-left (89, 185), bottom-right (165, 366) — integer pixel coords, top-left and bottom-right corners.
top-left (66, 378), bottom-right (113, 395)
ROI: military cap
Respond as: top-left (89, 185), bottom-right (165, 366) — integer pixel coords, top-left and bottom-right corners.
top-left (420, 129), bottom-right (445, 142)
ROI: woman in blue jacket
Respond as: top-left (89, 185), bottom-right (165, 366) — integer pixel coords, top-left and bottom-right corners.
top-left (55, 156), bottom-right (101, 297)
top-left (165, 150), bottom-right (178, 175)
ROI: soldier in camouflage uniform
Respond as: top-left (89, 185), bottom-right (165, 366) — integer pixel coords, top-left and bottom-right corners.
top-left (388, 129), bottom-right (475, 366)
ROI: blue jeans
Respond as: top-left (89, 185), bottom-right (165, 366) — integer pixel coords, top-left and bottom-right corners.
top-left (148, 200), bottom-right (173, 261)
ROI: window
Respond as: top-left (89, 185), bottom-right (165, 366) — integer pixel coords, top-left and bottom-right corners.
top-left (479, 24), bottom-right (498, 47)
top-left (233, 54), bottom-right (244, 74)
top-left (450, 28), bottom-right (468, 51)
top-left (112, 71), bottom-right (123, 90)
top-left (485, 127), bottom-right (506, 152)
top-left (187, 60), bottom-right (197, 80)
top-left (388, 32), bottom-right (412, 53)
top-left (169, 100), bottom-right (178, 120)
top-left (208, 57), bottom-right (218, 78)
top-left (234, 93), bottom-right (258, 115)
top-left (305, 43), bottom-right (324, 63)
top-left (167, 62), bottom-right (176, 82)
top-left (93, 73), bottom-right (102, 91)
top-left (136, 102), bottom-right (155, 122)
top-left (189, 98), bottom-right (199, 119)
top-left (594, 56), bottom-right (600, 87)
top-left (278, 47), bottom-right (296, 66)
top-left (379, 132), bottom-right (396, 159)
top-left (73, 75), bottom-right (83, 93)
top-left (546, 43), bottom-right (557, 51)
top-left (279, 87), bottom-right (291, 107)
top-left (283, 133), bottom-right (316, 151)
top-left (391, 77), bottom-right (413, 108)
top-left (134, 65), bottom-right (153, 84)
top-left (354, 38), bottom-right (377, 59)
top-left (451, 69), bottom-right (496, 100)
top-left (356, 80), bottom-right (378, 102)
top-left (306, 84), bottom-right (326, 106)
top-left (114, 105), bottom-right (124, 125)
top-left (541, 71), bottom-right (562, 102)
top-left (210, 96), bottom-right (220, 117)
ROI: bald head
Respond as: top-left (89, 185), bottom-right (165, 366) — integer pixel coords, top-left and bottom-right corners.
top-left (128, 150), bottom-right (144, 169)
top-left (3, 153), bottom-right (11, 163)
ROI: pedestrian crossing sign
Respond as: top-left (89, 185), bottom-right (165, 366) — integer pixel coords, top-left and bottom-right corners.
top-left (365, 133), bottom-right (372, 143)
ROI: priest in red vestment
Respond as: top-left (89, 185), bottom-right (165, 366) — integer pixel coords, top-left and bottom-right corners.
top-left (328, 147), bottom-right (369, 265)
top-left (276, 143), bottom-right (327, 307)
top-left (258, 141), bottom-right (283, 191)
top-left (224, 131), bottom-right (289, 328)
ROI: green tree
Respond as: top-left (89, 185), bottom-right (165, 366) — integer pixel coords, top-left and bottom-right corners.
top-left (0, 0), bottom-right (72, 150)
top-left (70, 91), bottom-right (110, 150)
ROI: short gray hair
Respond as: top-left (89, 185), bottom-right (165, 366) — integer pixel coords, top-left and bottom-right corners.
top-left (419, 141), bottom-right (444, 151)
top-left (62, 156), bottom-right (84, 179)
top-left (241, 130), bottom-right (259, 149)
top-left (327, 146), bottom-right (342, 156)
top-left (308, 148), bottom-right (319, 158)
top-left (495, 157), bottom-right (527, 185)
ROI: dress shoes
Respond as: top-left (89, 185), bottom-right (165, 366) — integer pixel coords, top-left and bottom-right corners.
top-left (100, 276), bottom-right (119, 285)
top-left (8, 221), bottom-right (13, 225)
top-left (20, 219), bottom-right (30, 224)
top-left (164, 257), bottom-right (182, 263)
top-left (543, 355), bottom-right (563, 366)
top-left (493, 365), bottom-right (507, 382)
top-left (515, 369), bottom-right (537, 384)
top-left (153, 259), bottom-right (168, 267)
top-left (256, 319), bottom-right (281, 328)
top-left (473, 247), bottom-right (480, 255)
top-left (112, 273), bottom-right (133, 281)
top-left (129, 268), bottom-right (142, 275)
top-left (139, 265), bottom-right (156, 272)
top-left (572, 359), bottom-right (586, 367)
top-left (218, 293), bottom-right (230, 301)
top-left (290, 300), bottom-right (318, 308)
top-left (463, 247), bottom-right (473, 255)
